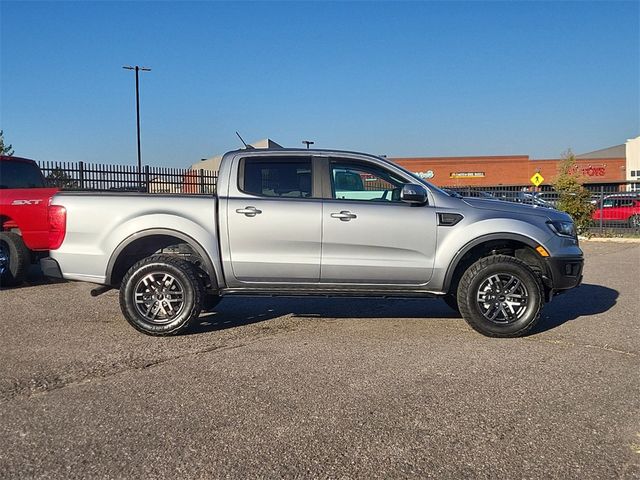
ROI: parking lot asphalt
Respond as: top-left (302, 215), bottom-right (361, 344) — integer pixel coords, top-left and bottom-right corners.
top-left (0, 241), bottom-right (639, 479)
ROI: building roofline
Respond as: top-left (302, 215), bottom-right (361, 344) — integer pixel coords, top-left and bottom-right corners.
top-left (531, 156), bottom-right (625, 162)
top-left (391, 155), bottom-right (530, 161)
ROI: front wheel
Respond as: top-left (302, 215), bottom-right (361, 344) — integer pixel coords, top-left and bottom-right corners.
top-left (119, 254), bottom-right (204, 336)
top-left (457, 255), bottom-right (543, 338)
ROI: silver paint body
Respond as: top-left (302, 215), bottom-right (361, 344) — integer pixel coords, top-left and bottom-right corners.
top-left (50, 149), bottom-right (582, 294)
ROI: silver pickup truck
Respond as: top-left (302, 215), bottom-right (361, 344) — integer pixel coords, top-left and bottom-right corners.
top-left (41, 148), bottom-right (583, 337)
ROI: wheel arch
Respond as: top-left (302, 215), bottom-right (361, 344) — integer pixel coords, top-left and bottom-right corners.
top-left (105, 228), bottom-right (219, 290)
top-left (0, 215), bottom-right (18, 232)
top-left (443, 233), bottom-right (551, 295)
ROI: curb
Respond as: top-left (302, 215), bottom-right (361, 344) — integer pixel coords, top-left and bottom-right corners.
top-left (579, 236), bottom-right (640, 243)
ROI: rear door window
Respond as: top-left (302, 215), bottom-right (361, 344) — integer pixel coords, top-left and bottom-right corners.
top-left (240, 158), bottom-right (312, 198)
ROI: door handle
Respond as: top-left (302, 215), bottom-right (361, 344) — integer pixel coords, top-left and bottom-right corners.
top-left (236, 206), bottom-right (262, 217)
top-left (331, 210), bottom-right (357, 221)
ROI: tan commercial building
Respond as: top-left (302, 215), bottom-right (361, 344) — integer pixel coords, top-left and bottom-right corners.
top-left (191, 139), bottom-right (282, 172)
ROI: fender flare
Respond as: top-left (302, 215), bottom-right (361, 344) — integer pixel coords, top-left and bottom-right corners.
top-left (442, 232), bottom-right (547, 292)
top-left (105, 228), bottom-right (219, 289)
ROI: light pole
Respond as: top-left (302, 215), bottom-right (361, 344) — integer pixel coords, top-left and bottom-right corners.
top-left (122, 65), bottom-right (151, 189)
top-left (302, 140), bottom-right (314, 149)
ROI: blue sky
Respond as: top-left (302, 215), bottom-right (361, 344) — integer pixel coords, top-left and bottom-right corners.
top-left (1, 1), bottom-right (638, 167)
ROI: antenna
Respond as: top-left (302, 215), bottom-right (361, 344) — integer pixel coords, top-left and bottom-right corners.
top-left (235, 131), bottom-right (254, 149)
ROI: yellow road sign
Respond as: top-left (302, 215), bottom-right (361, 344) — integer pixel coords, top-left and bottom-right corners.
top-left (530, 172), bottom-right (544, 187)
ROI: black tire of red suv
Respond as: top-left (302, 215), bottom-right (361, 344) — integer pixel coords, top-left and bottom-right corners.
top-left (457, 255), bottom-right (543, 338)
top-left (119, 254), bottom-right (204, 336)
top-left (0, 232), bottom-right (31, 287)
top-left (629, 215), bottom-right (640, 229)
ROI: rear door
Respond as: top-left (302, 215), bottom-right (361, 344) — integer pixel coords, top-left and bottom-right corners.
top-left (320, 158), bottom-right (437, 285)
top-left (226, 156), bottom-right (322, 283)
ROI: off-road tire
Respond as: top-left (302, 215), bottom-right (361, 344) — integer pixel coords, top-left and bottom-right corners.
top-left (0, 232), bottom-right (31, 287)
top-left (457, 255), bottom-right (544, 338)
top-left (119, 254), bottom-right (204, 336)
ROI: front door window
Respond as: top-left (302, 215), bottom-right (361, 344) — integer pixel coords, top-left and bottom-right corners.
top-left (330, 163), bottom-right (405, 202)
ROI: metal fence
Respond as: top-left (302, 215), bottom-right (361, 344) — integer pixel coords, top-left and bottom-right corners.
top-left (37, 161), bottom-right (218, 194)
top-left (34, 160), bottom-right (639, 235)
top-left (445, 183), bottom-right (640, 235)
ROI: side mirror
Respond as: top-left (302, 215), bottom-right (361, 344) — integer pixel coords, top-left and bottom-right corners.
top-left (400, 183), bottom-right (427, 204)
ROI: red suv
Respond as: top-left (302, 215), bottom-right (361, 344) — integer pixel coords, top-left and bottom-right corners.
top-left (0, 156), bottom-right (60, 285)
top-left (591, 194), bottom-right (640, 228)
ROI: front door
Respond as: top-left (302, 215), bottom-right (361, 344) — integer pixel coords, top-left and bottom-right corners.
top-left (226, 156), bottom-right (322, 283)
top-left (321, 159), bottom-right (437, 285)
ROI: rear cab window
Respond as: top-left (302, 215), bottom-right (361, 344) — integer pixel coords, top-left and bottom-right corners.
top-left (239, 157), bottom-right (312, 198)
top-left (0, 159), bottom-right (45, 189)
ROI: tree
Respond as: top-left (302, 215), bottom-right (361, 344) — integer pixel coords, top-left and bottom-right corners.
top-left (46, 167), bottom-right (78, 189)
top-left (0, 130), bottom-right (14, 156)
top-left (554, 149), bottom-right (594, 234)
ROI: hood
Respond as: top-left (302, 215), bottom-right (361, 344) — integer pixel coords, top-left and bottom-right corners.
top-left (462, 197), bottom-right (573, 221)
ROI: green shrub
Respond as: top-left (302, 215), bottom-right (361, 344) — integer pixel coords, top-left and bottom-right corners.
top-left (553, 150), bottom-right (594, 234)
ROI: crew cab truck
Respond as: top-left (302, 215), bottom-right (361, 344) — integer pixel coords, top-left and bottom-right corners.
top-left (41, 148), bottom-right (583, 337)
top-left (0, 155), bottom-right (59, 286)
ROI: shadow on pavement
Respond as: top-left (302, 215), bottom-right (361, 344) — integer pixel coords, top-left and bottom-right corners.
top-left (186, 296), bottom-right (462, 335)
top-left (0, 264), bottom-right (66, 290)
top-left (187, 283), bottom-right (618, 336)
top-left (533, 283), bottom-right (618, 334)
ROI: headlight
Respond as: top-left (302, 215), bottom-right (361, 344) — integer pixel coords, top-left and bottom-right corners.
top-left (547, 220), bottom-right (576, 237)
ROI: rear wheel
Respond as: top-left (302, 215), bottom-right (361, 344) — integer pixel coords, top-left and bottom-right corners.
top-left (119, 254), bottom-right (203, 336)
top-left (629, 215), bottom-right (640, 229)
top-left (0, 232), bottom-right (30, 287)
top-left (457, 255), bottom-right (543, 338)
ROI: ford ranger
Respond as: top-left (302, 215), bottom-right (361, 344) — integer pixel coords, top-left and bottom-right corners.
top-left (41, 148), bottom-right (583, 337)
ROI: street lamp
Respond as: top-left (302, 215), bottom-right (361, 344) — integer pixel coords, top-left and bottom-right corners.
top-left (302, 140), bottom-right (314, 149)
top-left (122, 65), bottom-right (151, 189)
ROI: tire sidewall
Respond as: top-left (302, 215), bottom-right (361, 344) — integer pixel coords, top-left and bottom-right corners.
top-left (461, 260), bottom-right (542, 337)
top-left (120, 259), bottom-right (201, 335)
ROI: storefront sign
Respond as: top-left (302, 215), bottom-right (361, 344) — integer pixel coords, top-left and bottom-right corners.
top-left (569, 165), bottom-right (607, 177)
top-left (449, 172), bottom-right (485, 179)
top-left (415, 170), bottom-right (435, 179)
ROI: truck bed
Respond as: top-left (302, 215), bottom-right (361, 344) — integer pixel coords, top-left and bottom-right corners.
top-left (50, 191), bottom-right (219, 284)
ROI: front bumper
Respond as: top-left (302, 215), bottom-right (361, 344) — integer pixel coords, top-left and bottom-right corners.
top-left (545, 255), bottom-right (584, 291)
top-left (40, 257), bottom-right (63, 279)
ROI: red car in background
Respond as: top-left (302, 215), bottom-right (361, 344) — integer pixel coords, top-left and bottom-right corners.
top-left (0, 156), bottom-right (60, 285)
top-left (591, 193), bottom-right (640, 228)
